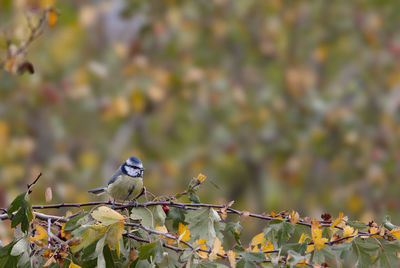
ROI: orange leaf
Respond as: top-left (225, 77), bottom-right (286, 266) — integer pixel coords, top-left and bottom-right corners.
top-left (48, 9), bottom-right (58, 27)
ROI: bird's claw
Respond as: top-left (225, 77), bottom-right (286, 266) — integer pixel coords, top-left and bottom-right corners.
top-left (130, 200), bottom-right (138, 208)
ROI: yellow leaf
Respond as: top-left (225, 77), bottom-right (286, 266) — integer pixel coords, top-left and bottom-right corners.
top-left (69, 262), bottom-right (81, 268)
top-left (390, 228), bottom-right (400, 241)
top-left (47, 9), bottom-right (58, 27)
top-left (209, 237), bottom-right (224, 261)
top-left (342, 226), bottom-right (358, 242)
top-left (261, 241), bottom-right (274, 252)
top-left (178, 223), bottom-right (190, 242)
top-left (311, 225), bottom-right (328, 250)
top-left (105, 222), bottom-right (124, 248)
top-left (198, 173), bottom-right (207, 183)
top-left (115, 240), bottom-right (120, 258)
top-left (28, 225), bottom-right (48, 242)
top-left (61, 223), bottom-right (71, 240)
top-left (298, 233), bottom-right (309, 243)
top-left (250, 233), bottom-right (266, 247)
top-left (331, 212), bottom-right (344, 228)
top-left (91, 206), bottom-right (125, 225)
top-left (227, 250), bottom-right (236, 268)
top-left (306, 244), bottom-right (314, 253)
top-left (197, 239), bottom-right (208, 259)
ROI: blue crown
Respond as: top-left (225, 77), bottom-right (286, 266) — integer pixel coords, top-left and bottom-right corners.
top-left (126, 156), bottom-right (142, 168)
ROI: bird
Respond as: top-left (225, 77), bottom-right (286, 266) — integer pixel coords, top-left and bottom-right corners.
top-left (88, 156), bottom-right (145, 208)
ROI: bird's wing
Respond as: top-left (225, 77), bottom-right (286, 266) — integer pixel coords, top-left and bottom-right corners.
top-left (107, 168), bottom-right (123, 185)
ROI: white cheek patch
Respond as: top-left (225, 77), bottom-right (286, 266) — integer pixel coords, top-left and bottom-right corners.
top-left (125, 166), bottom-right (138, 177)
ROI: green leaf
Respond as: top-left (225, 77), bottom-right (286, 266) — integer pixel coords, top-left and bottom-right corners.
top-left (64, 212), bottom-right (89, 231)
top-left (131, 207), bottom-right (155, 228)
top-left (185, 207), bottom-right (225, 246)
top-left (280, 242), bottom-right (307, 256)
top-left (377, 240), bottom-right (400, 267)
top-left (130, 259), bottom-right (150, 268)
top-left (0, 241), bottom-right (16, 258)
top-left (383, 216), bottom-right (398, 231)
top-left (236, 259), bottom-right (257, 268)
top-left (166, 207), bottom-right (186, 229)
top-left (7, 192), bottom-right (33, 233)
top-left (138, 240), bottom-right (164, 263)
top-left (346, 221), bottom-right (368, 231)
top-left (188, 192), bottom-right (200, 204)
top-left (11, 208), bottom-right (30, 233)
top-left (82, 239), bottom-right (99, 261)
top-left (238, 251), bottom-right (266, 262)
top-left (151, 205), bottom-right (167, 226)
top-left (312, 246), bottom-right (336, 265)
top-left (103, 245), bottom-right (116, 268)
top-left (8, 193), bottom-right (26, 216)
top-left (2, 255), bottom-right (18, 268)
top-left (192, 262), bottom-right (228, 268)
top-left (225, 221), bottom-right (242, 245)
top-left (352, 238), bottom-right (380, 268)
top-left (287, 249), bottom-right (307, 266)
top-left (264, 222), bottom-right (295, 248)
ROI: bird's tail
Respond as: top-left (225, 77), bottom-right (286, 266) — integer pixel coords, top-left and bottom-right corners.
top-left (88, 186), bottom-right (107, 195)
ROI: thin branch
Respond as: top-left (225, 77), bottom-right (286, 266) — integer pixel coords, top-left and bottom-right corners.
top-left (0, 8), bottom-right (49, 70)
top-left (28, 200), bottom-right (370, 235)
top-left (27, 172), bottom-right (42, 194)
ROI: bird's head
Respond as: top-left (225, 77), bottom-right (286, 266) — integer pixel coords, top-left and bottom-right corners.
top-left (121, 156), bottom-right (144, 177)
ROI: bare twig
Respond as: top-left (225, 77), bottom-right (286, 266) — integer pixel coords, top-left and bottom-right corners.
top-left (0, 8), bottom-right (50, 71)
top-left (27, 172), bottom-right (42, 194)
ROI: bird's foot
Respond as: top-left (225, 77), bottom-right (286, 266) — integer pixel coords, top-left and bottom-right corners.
top-left (129, 200), bottom-right (139, 208)
top-left (111, 201), bottom-right (116, 210)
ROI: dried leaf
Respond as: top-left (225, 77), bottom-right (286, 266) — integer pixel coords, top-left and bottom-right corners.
top-left (227, 250), bottom-right (236, 268)
top-left (17, 61), bottom-right (35, 75)
top-left (209, 237), bottom-right (224, 261)
top-left (45, 187), bottom-right (52, 203)
top-left (289, 210), bottom-right (299, 224)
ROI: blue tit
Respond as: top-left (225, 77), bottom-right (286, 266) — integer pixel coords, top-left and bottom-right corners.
top-left (88, 156), bottom-right (145, 207)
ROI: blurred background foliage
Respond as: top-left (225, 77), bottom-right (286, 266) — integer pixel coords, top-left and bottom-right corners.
top-left (2, 0), bottom-right (400, 243)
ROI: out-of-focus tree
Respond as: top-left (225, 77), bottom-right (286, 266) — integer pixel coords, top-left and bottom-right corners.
top-left (2, 0), bottom-right (400, 244)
